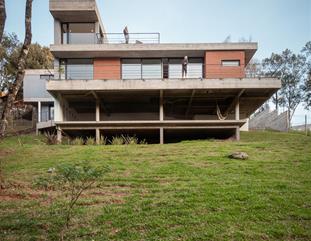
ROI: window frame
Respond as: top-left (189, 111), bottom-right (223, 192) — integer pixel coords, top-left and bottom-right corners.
top-left (221, 60), bottom-right (241, 67)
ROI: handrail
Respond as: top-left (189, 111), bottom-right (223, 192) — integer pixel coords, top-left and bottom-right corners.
top-left (50, 63), bottom-right (256, 80)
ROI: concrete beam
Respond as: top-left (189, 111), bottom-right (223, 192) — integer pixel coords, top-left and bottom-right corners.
top-left (235, 99), bottom-right (240, 121)
top-left (185, 90), bottom-right (196, 118)
top-left (95, 128), bottom-right (100, 144)
top-left (38, 101), bottom-right (41, 123)
top-left (235, 127), bottom-right (240, 141)
top-left (224, 89), bottom-right (245, 117)
top-left (160, 128), bottom-right (164, 144)
top-left (57, 126), bottom-right (62, 144)
top-left (54, 120), bottom-right (247, 130)
top-left (50, 42), bottom-right (257, 62)
top-left (96, 100), bottom-right (100, 122)
top-left (47, 78), bottom-right (281, 92)
top-left (159, 90), bottom-right (164, 121)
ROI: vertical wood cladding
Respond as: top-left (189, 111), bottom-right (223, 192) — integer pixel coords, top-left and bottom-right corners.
top-left (205, 51), bottom-right (245, 79)
top-left (93, 58), bottom-right (121, 79)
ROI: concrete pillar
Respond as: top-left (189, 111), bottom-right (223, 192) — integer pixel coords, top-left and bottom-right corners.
top-left (57, 127), bottom-right (62, 144)
top-left (160, 128), bottom-right (164, 144)
top-left (95, 128), bottom-right (100, 145)
top-left (235, 99), bottom-right (240, 120)
top-left (54, 20), bottom-right (61, 45)
top-left (235, 127), bottom-right (240, 141)
top-left (54, 94), bottom-right (64, 122)
top-left (96, 100), bottom-right (100, 122)
top-left (159, 90), bottom-right (164, 121)
top-left (38, 101), bottom-right (41, 122)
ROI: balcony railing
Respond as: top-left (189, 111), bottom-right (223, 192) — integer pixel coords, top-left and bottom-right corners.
top-left (51, 64), bottom-right (254, 80)
top-left (99, 33), bottom-right (161, 44)
top-left (62, 32), bottom-right (161, 44)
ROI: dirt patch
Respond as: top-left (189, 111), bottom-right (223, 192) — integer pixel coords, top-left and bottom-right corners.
top-left (0, 191), bottom-right (41, 201)
top-left (0, 148), bottom-right (15, 158)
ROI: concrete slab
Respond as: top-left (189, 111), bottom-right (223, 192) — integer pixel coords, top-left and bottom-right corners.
top-left (47, 78), bottom-right (281, 92)
top-left (50, 42), bottom-right (257, 63)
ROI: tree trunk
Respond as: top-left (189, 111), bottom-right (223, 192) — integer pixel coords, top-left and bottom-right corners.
top-left (0, 0), bottom-right (32, 136)
top-left (0, 0), bottom-right (5, 42)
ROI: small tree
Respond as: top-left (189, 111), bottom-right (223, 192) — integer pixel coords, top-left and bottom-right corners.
top-left (49, 162), bottom-right (108, 240)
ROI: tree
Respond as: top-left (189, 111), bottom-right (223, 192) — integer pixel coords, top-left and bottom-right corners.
top-left (0, 0), bottom-right (5, 42)
top-left (301, 41), bottom-right (311, 109)
top-left (262, 49), bottom-right (306, 126)
top-left (0, 33), bottom-right (20, 92)
top-left (0, 0), bottom-right (33, 136)
top-left (0, 34), bottom-right (53, 93)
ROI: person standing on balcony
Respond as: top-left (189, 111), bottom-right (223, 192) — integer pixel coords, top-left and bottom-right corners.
top-left (123, 26), bottom-right (129, 44)
top-left (182, 56), bottom-right (188, 78)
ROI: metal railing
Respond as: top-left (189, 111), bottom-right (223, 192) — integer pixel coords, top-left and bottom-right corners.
top-left (51, 63), bottom-right (253, 80)
top-left (61, 32), bottom-right (161, 44)
top-left (98, 32), bottom-right (161, 44)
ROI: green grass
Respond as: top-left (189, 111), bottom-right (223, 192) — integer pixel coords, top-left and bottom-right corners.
top-left (0, 131), bottom-right (310, 240)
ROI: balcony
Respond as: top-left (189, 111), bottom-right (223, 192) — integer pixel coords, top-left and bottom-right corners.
top-left (62, 32), bottom-right (161, 45)
top-left (53, 61), bottom-right (253, 81)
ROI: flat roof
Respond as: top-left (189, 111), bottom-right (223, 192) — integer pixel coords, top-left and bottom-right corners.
top-left (49, 0), bottom-right (105, 34)
top-left (50, 42), bottom-right (257, 63)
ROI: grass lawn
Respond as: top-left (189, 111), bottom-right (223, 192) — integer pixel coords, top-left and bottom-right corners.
top-left (0, 131), bottom-right (310, 240)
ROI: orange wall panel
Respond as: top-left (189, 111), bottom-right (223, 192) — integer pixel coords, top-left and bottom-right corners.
top-left (205, 51), bottom-right (245, 79)
top-left (94, 58), bottom-right (121, 80)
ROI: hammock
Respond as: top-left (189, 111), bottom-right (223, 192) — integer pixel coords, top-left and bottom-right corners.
top-left (216, 102), bottom-right (227, 120)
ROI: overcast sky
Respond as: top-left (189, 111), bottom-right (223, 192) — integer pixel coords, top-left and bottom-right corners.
top-left (4, 0), bottom-right (311, 125)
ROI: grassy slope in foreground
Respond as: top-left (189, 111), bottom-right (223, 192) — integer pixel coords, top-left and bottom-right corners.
top-left (0, 131), bottom-right (310, 241)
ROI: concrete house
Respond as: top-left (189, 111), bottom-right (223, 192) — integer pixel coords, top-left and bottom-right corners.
top-left (24, 0), bottom-right (281, 144)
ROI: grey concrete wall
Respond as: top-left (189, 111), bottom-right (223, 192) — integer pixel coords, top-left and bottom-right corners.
top-left (249, 109), bottom-right (288, 132)
top-left (24, 71), bottom-right (54, 101)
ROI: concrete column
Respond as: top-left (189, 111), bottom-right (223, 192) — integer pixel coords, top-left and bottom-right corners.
top-left (235, 127), bottom-right (240, 141)
top-left (160, 128), bottom-right (164, 144)
top-left (96, 100), bottom-right (100, 122)
top-left (235, 99), bottom-right (240, 120)
top-left (54, 94), bottom-right (64, 122)
top-left (38, 101), bottom-right (41, 122)
top-left (95, 128), bottom-right (100, 145)
top-left (57, 127), bottom-right (62, 144)
top-left (159, 90), bottom-right (164, 121)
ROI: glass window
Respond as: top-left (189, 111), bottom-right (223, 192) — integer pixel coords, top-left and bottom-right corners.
top-left (62, 23), bottom-right (96, 44)
top-left (188, 58), bottom-right (203, 78)
top-left (61, 23), bottom-right (68, 44)
top-left (40, 74), bottom-right (54, 80)
top-left (142, 59), bottom-right (162, 79)
top-left (60, 59), bottom-right (93, 80)
top-left (122, 59), bottom-right (142, 79)
top-left (168, 59), bottom-right (183, 78)
top-left (221, 60), bottom-right (240, 67)
top-left (168, 58), bottom-right (203, 78)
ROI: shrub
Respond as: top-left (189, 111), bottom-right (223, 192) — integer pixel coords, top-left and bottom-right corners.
top-left (71, 137), bottom-right (84, 145)
top-left (139, 139), bottom-right (148, 145)
top-left (99, 135), bottom-right (107, 145)
top-left (85, 137), bottom-right (96, 145)
top-left (44, 131), bottom-right (58, 145)
top-left (122, 135), bottom-right (138, 145)
top-left (61, 136), bottom-right (71, 145)
top-left (109, 136), bottom-right (124, 145)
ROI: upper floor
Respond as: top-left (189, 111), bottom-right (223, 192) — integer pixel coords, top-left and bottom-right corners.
top-left (48, 0), bottom-right (258, 81)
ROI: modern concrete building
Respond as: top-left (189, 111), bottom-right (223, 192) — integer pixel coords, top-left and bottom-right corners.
top-left (24, 0), bottom-right (281, 143)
